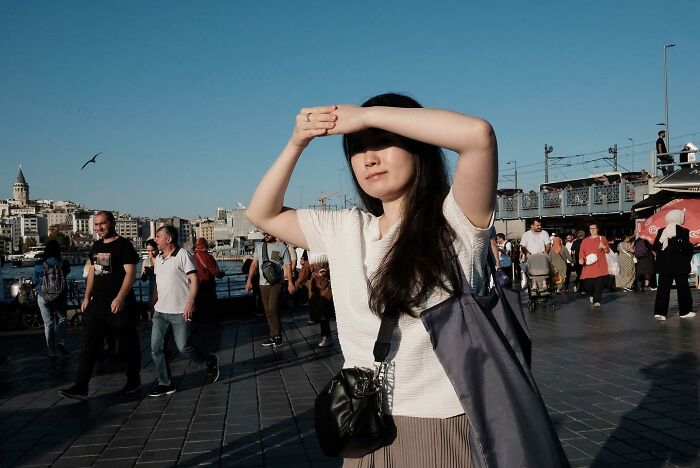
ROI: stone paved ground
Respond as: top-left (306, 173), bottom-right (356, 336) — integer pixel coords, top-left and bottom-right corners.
top-left (0, 288), bottom-right (698, 468)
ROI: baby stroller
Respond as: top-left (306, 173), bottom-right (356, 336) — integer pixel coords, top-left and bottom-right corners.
top-left (526, 253), bottom-right (555, 311)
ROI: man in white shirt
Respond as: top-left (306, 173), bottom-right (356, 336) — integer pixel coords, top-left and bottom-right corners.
top-left (148, 225), bottom-right (219, 397)
top-left (519, 219), bottom-right (551, 287)
top-left (520, 219), bottom-right (551, 257)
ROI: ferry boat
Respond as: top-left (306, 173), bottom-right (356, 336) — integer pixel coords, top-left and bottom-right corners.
top-left (8, 246), bottom-right (44, 267)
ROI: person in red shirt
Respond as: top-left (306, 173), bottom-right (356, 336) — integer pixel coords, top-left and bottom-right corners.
top-left (193, 238), bottom-right (225, 323)
top-left (578, 223), bottom-right (610, 307)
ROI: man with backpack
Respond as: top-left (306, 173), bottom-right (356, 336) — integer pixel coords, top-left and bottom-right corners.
top-left (60, 211), bottom-right (141, 401)
top-left (245, 232), bottom-right (293, 348)
top-left (32, 239), bottom-right (71, 357)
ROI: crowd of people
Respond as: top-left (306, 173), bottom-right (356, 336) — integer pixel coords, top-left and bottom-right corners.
top-left (9, 93), bottom-right (696, 466)
top-left (494, 216), bottom-right (698, 319)
top-left (19, 210), bottom-right (334, 401)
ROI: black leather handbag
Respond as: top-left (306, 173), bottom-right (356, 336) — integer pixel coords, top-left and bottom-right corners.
top-left (314, 315), bottom-right (398, 458)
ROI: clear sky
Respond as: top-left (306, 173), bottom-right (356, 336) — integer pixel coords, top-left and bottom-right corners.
top-left (1, 1), bottom-right (699, 219)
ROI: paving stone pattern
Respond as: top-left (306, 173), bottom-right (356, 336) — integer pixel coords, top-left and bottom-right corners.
top-left (0, 288), bottom-right (698, 467)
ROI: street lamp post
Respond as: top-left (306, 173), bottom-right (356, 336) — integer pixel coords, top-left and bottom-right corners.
top-left (628, 138), bottom-right (635, 170)
top-left (506, 160), bottom-right (518, 189)
top-left (544, 145), bottom-right (554, 183)
top-left (664, 43), bottom-right (676, 152)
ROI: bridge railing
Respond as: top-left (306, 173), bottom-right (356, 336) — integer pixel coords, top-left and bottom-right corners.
top-left (495, 180), bottom-right (650, 220)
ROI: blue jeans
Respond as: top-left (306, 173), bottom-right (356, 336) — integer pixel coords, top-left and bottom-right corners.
top-left (37, 295), bottom-right (67, 352)
top-left (151, 311), bottom-right (212, 386)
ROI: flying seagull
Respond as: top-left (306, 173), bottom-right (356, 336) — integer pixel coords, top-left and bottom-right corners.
top-left (81, 152), bottom-right (102, 170)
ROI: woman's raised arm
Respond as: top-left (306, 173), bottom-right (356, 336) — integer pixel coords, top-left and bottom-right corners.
top-left (329, 105), bottom-right (498, 228)
top-left (245, 106), bottom-right (337, 249)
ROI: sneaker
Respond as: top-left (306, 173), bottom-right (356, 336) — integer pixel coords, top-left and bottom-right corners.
top-left (650, 287), bottom-right (657, 291)
top-left (593, 302), bottom-right (601, 308)
top-left (148, 384), bottom-right (176, 397)
top-left (589, 296), bottom-right (594, 304)
top-left (272, 335), bottom-right (284, 348)
top-left (680, 312), bottom-right (697, 319)
top-left (261, 337), bottom-right (276, 347)
top-left (654, 314), bottom-right (667, 321)
top-left (60, 385), bottom-right (88, 401)
top-left (206, 354), bottom-right (220, 384)
top-left (57, 343), bottom-right (70, 356)
top-left (318, 336), bottom-right (332, 348)
top-left (623, 287), bottom-right (633, 292)
top-left (120, 378), bottom-right (141, 394)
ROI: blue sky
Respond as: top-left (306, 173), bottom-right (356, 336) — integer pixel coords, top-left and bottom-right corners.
top-left (1, 1), bottom-right (699, 219)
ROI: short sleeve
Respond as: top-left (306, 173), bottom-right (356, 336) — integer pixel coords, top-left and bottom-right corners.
top-left (281, 245), bottom-right (291, 265)
top-left (183, 251), bottom-right (197, 275)
top-left (542, 231), bottom-right (551, 245)
top-left (443, 189), bottom-right (494, 244)
top-left (296, 209), bottom-right (351, 257)
top-left (122, 239), bottom-right (139, 265)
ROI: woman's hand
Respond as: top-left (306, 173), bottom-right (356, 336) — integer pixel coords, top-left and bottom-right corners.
top-left (290, 105), bottom-right (337, 150)
top-left (326, 105), bottom-right (367, 135)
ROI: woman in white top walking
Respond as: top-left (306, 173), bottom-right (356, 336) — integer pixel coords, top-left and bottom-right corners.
top-left (246, 93), bottom-right (497, 467)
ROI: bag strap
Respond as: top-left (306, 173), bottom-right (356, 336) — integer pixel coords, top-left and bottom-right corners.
top-left (261, 242), bottom-right (269, 261)
top-left (373, 314), bottom-right (398, 363)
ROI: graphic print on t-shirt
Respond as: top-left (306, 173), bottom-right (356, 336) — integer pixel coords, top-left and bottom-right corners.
top-left (94, 253), bottom-right (112, 276)
top-left (270, 250), bottom-right (280, 261)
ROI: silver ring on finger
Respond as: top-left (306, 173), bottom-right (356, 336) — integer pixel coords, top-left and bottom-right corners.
top-left (306, 112), bottom-right (312, 122)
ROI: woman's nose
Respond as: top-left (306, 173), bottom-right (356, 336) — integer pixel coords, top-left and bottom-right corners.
top-left (364, 151), bottom-right (379, 167)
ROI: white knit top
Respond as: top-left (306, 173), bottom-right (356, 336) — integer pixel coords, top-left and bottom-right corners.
top-left (297, 190), bottom-right (492, 418)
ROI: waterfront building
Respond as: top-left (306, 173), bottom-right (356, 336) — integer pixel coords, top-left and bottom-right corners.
top-left (72, 211), bottom-right (94, 236)
top-left (150, 217), bottom-right (193, 249)
top-left (47, 211), bottom-right (71, 228)
top-left (49, 223), bottom-right (74, 239)
top-left (194, 219), bottom-right (217, 246)
top-left (0, 221), bottom-right (13, 255)
top-left (115, 214), bottom-right (140, 247)
top-left (10, 214), bottom-right (46, 248)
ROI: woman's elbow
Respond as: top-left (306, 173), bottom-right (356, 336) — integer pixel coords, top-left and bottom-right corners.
top-left (245, 209), bottom-right (263, 228)
top-left (474, 119), bottom-right (497, 151)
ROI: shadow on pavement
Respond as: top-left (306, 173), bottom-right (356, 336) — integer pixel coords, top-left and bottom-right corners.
top-left (591, 352), bottom-right (699, 467)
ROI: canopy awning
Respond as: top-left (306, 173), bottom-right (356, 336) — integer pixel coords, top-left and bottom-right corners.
top-left (632, 189), bottom-right (700, 217)
top-left (655, 167), bottom-right (700, 190)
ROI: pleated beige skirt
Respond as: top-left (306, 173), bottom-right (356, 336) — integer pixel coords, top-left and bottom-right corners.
top-left (342, 414), bottom-right (472, 468)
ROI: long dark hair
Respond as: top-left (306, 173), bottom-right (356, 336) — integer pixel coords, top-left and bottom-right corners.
top-left (342, 93), bottom-right (460, 318)
top-left (44, 239), bottom-right (62, 260)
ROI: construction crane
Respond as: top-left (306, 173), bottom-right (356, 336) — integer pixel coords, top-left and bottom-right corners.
top-left (318, 192), bottom-right (339, 210)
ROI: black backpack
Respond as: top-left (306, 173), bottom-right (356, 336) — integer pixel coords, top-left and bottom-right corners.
top-left (41, 261), bottom-right (67, 303)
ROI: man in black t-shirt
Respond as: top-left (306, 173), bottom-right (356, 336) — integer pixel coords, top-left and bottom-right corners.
top-left (60, 211), bottom-right (142, 400)
top-left (657, 130), bottom-right (673, 175)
